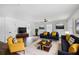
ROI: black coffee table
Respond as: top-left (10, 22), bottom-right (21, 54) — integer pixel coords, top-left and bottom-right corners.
top-left (37, 40), bottom-right (52, 52)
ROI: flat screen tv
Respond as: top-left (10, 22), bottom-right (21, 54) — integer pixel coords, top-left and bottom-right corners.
top-left (56, 24), bottom-right (64, 29)
top-left (18, 27), bottom-right (26, 33)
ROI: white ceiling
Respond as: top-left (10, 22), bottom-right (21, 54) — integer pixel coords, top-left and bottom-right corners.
top-left (0, 4), bottom-right (79, 22)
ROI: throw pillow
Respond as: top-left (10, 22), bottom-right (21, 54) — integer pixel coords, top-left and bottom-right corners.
top-left (66, 34), bottom-right (75, 45)
top-left (68, 43), bottom-right (79, 54)
top-left (52, 32), bottom-right (56, 36)
top-left (44, 32), bottom-right (48, 36)
top-left (68, 37), bottom-right (75, 45)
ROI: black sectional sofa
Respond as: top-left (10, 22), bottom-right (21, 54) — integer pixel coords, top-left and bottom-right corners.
top-left (58, 35), bottom-right (79, 55)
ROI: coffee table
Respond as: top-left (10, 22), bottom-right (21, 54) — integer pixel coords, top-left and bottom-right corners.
top-left (37, 40), bottom-right (52, 52)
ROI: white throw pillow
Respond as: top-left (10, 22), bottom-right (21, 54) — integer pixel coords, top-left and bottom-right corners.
top-left (68, 37), bottom-right (75, 45)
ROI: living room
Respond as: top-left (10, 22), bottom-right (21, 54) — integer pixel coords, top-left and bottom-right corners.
top-left (0, 4), bottom-right (79, 55)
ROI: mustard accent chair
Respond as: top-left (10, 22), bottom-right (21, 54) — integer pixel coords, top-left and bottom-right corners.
top-left (7, 36), bottom-right (25, 53)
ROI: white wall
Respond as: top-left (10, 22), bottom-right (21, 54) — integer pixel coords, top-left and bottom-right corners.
top-left (30, 22), bottom-right (46, 36)
top-left (0, 17), bottom-right (33, 42)
top-left (1, 8), bottom-right (79, 42)
top-left (46, 24), bottom-right (53, 33)
top-left (67, 9), bottom-right (79, 35)
top-left (0, 16), bottom-right (72, 43)
top-left (52, 20), bottom-right (67, 37)
top-left (46, 20), bottom-right (67, 37)
top-left (0, 17), bottom-right (6, 42)
top-left (32, 19), bottom-right (67, 37)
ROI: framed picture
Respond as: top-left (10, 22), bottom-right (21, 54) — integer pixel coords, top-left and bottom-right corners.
top-left (39, 27), bottom-right (45, 29)
top-left (56, 24), bottom-right (64, 29)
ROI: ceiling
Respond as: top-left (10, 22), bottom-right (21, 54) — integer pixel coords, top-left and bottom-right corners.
top-left (0, 4), bottom-right (79, 22)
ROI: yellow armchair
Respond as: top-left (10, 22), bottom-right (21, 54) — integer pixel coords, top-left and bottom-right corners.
top-left (7, 36), bottom-right (25, 53)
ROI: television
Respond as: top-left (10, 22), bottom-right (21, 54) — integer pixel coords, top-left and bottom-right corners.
top-left (56, 24), bottom-right (64, 29)
top-left (39, 27), bottom-right (45, 29)
top-left (18, 27), bottom-right (26, 33)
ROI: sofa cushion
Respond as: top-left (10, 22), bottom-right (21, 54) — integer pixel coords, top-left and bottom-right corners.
top-left (62, 38), bottom-right (70, 52)
top-left (51, 32), bottom-right (56, 36)
top-left (66, 34), bottom-right (70, 41)
top-left (61, 35), bottom-right (70, 52)
top-left (43, 32), bottom-right (48, 36)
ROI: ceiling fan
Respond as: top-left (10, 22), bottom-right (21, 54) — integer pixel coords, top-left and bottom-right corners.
top-left (44, 19), bottom-right (48, 22)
